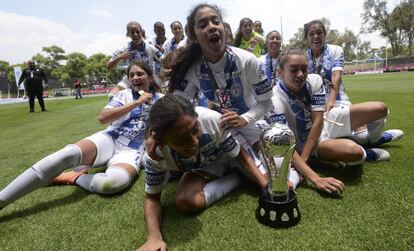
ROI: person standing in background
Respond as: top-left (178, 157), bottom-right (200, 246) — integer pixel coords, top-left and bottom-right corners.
top-left (18, 60), bottom-right (47, 113)
top-left (74, 79), bottom-right (82, 99)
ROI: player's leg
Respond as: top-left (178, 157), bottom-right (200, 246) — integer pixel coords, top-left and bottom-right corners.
top-left (317, 138), bottom-right (389, 166)
top-left (349, 102), bottom-right (388, 144)
top-left (75, 163), bottom-right (137, 194)
top-left (73, 149), bottom-right (141, 194)
top-left (175, 167), bottom-right (241, 213)
top-left (0, 139), bottom-right (97, 209)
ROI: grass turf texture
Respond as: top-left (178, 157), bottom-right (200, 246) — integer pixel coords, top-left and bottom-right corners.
top-left (0, 72), bottom-right (413, 250)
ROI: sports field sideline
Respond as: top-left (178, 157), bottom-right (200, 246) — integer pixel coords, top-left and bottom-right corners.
top-left (0, 72), bottom-right (413, 250)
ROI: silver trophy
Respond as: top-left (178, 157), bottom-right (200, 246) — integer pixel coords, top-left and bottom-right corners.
top-left (256, 122), bottom-right (301, 228)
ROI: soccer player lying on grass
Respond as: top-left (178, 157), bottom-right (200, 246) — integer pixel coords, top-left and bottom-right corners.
top-left (138, 94), bottom-right (268, 251)
top-left (0, 62), bottom-right (162, 210)
top-left (304, 19), bottom-right (403, 147)
top-left (264, 49), bottom-right (391, 191)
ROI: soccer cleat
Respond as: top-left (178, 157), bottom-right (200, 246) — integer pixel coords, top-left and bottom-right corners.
top-left (365, 148), bottom-right (390, 162)
top-left (50, 170), bottom-right (87, 185)
top-left (370, 129), bottom-right (404, 147)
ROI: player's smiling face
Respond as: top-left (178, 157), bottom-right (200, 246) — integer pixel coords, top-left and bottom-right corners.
top-left (241, 21), bottom-right (253, 39)
top-left (163, 114), bottom-right (202, 158)
top-left (171, 22), bottom-right (183, 40)
top-left (279, 54), bottom-right (308, 94)
top-left (307, 24), bottom-right (325, 51)
top-left (128, 65), bottom-right (151, 93)
top-left (128, 24), bottom-right (143, 45)
top-left (193, 6), bottom-right (226, 63)
top-left (266, 31), bottom-right (282, 55)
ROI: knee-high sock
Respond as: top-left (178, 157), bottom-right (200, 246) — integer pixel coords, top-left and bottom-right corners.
top-left (366, 115), bottom-right (387, 144)
top-left (75, 167), bottom-right (132, 194)
top-left (0, 144), bottom-right (82, 208)
top-left (203, 174), bottom-right (241, 208)
top-left (349, 129), bottom-right (369, 145)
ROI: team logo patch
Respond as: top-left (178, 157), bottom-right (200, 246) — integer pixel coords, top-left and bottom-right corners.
top-left (252, 80), bottom-right (272, 95)
top-left (221, 136), bottom-right (237, 153)
top-left (145, 171), bottom-right (166, 186)
top-left (230, 83), bottom-right (242, 97)
top-left (312, 94), bottom-right (326, 106)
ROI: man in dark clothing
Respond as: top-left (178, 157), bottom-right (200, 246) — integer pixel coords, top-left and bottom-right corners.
top-left (18, 60), bottom-right (48, 112)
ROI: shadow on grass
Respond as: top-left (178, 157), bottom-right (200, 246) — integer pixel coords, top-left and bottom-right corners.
top-left (0, 189), bottom-right (88, 223)
top-left (310, 160), bottom-right (364, 186)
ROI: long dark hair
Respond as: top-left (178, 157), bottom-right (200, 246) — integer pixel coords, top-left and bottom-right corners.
top-left (303, 20), bottom-right (326, 40)
top-left (126, 61), bottom-right (161, 93)
top-left (234, 17), bottom-right (253, 47)
top-left (149, 94), bottom-right (197, 142)
top-left (167, 3), bottom-right (222, 93)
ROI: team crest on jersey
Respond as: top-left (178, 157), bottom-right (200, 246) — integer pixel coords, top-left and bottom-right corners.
top-left (230, 83), bottom-right (242, 97)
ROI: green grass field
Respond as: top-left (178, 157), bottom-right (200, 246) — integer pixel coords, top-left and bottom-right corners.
top-left (0, 72), bottom-right (413, 250)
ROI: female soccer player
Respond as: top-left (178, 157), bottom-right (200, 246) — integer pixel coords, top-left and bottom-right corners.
top-left (0, 62), bottom-right (162, 209)
top-left (138, 94), bottom-right (268, 251)
top-left (167, 4), bottom-right (273, 146)
top-left (107, 21), bottom-right (161, 98)
top-left (234, 17), bottom-right (265, 57)
top-left (304, 20), bottom-right (403, 147)
top-left (266, 49), bottom-right (390, 171)
top-left (162, 21), bottom-right (185, 56)
top-left (258, 30), bottom-right (283, 87)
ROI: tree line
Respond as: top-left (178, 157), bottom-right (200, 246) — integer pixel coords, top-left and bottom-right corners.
top-left (1, 0), bottom-right (413, 92)
top-left (0, 46), bottom-right (123, 91)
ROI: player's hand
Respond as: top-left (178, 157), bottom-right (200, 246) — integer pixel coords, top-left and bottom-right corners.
top-left (137, 91), bottom-right (153, 105)
top-left (219, 110), bottom-right (247, 129)
top-left (118, 50), bottom-right (131, 60)
top-left (137, 237), bottom-right (167, 251)
top-left (249, 37), bottom-right (261, 47)
top-left (313, 177), bottom-right (345, 195)
top-left (155, 44), bottom-right (165, 52)
top-left (145, 132), bottom-right (163, 161)
top-left (326, 99), bottom-right (335, 113)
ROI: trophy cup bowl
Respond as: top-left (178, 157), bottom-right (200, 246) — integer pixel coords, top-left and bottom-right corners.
top-left (256, 123), bottom-right (301, 228)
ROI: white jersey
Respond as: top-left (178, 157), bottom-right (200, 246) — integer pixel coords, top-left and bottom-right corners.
top-left (111, 40), bottom-right (160, 71)
top-left (173, 46), bottom-right (273, 125)
top-left (306, 43), bottom-right (349, 103)
top-left (177, 37), bottom-right (188, 49)
top-left (162, 37), bottom-right (184, 55)
top-left (265, 74), bottom-right (326, 153)
top-left (104, 89), bottom-right (163, 149)
top-left (148, 37), bottom-right (165, 76)
top-left (144, 107), bottom-right (241, 194)
top-left (259, 53), bottom-right (280, 87)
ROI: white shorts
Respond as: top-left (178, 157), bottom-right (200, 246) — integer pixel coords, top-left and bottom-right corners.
top-left (85, 131), bottom-right (143, 172)
top-left (320, 104), bottom-right (352, 141)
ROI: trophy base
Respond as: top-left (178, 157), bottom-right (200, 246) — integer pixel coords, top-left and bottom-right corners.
top-left (256, 189), bottom-right (301, 228)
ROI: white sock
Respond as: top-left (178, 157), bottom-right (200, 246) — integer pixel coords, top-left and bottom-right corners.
top-left (288, 167), bottom-right (303, 189)
top-left (349, 129), bottom-right (369, 145)
top-left (345, 145), bottom-right (366, 166)
top-left (203, 174), bottom-right (241, 208)
top-left (367, 116), bottom-right (386, 144)
top-left (0, 144), bottom-right (82, 208)
top-left (75, 167), bottom-right (132, 194)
